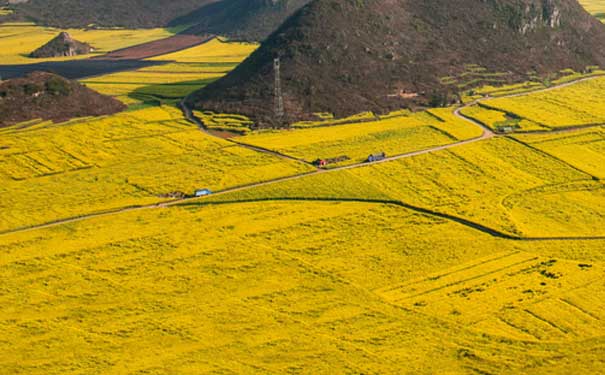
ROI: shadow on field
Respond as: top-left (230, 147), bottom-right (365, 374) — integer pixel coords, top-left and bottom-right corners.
top-left (127, 77), bottom-right (219, 105)
top-left (0, 60), bottom-right (170, 80)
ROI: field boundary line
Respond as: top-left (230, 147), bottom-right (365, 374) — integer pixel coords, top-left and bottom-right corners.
top-left (523, 309), bottom-right (571, 336)
top-left (558, 298), bottom-right (602, 321)
top-left (3, 75), bottom-right (605, 237)
top-left (505, 136), bottom-right (600, 180)
top-left (179, 98), bottom-right (315, 166)
top-left (181, 197), bottom-right (605, 242)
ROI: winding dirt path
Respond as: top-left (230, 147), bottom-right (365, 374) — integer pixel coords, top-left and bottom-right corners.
top-left (179, 98), bottom-right (313, 166)
top-left (2, 75), bottom-right (604, 238)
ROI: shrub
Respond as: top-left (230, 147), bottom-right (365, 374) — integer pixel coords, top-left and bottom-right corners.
top-left (45, 77), bottom-right (71, 96)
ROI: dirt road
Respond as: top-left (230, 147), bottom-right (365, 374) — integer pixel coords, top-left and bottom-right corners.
top-left (2, 75), bottom-right (604, 237)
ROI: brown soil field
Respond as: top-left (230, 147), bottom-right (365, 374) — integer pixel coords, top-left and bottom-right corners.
top-left (95, 34), bottom-right (214, 60)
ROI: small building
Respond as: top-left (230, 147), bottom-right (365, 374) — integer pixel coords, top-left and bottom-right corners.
top-left (367, 152), bottom-right (386, 163)
top-left (313, 155), bottom-right (350, 168)
top-left (496, 126), bottom-right (515, 134)
top-left (194, 188), bottom-right (212, 197)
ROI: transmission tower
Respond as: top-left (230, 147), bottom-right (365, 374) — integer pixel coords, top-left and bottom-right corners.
top-left (273, 57), bottom-right (284, 119)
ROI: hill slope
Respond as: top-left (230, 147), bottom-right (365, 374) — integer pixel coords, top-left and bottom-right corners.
top-left (30, 32), bottom-right (93, 58)
top-left (192, 0), bottom-right (605, 127)
top-left (1, 0), bottom-right (218, 28)
top-left (174, 0), bottom-right (312, 41)
top-left (0, 72), bottom-right (125, 127)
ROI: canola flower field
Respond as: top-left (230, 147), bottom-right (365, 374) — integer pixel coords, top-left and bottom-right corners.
top-left (460, 105), bottom-right (548, 132)
top-left (0, 23), bottom-right (174, 64)
top-left (513, 126), bottom-right (605, 179)
top-left (481, 77), bottom-right (605, 129)
top-left (579, 0), bottom-right (605, 20)
top-left (2, 17), bottom-right (605, 374)
top-left (2, 195), bottom-right (604, 374)
top-left (206, 136), bottom-right (604, 238)
top-left (236, 109), bottom-right (482, 166)
top-left (82, 38), bottom-right (258, 105)
top-left (0, 106), bottom-right (313, 232)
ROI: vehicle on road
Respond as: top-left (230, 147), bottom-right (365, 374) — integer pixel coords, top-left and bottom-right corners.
top-left (194, 189), bottom-right (213, 197)
top-left (367, 152), bottom-right (386, 163)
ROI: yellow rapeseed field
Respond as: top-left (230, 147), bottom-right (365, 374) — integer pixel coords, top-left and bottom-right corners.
top-left (460, 105), bottom-right (548, 131)
top-left (0, 105), bottom-right (313, 232)
top-left (82, 71), bottom-right (224, 103)
top-left (579, 0), bottom-right (605, 20)
top-left (514, 126), bottom-right (605, 179)
top-left (0, 23), bottom-right (173, 64)
top-left (236, 109), bottom-right (482, 166)
top-left (208, 136), bottom-right (603, 238)
top-left (82, 38), bottom-right (258, 105)
top-left (482, 77), bottom-right (605, 128)
top-left (193, 111), bottom-right (253, 134)
top-left (291, 111), bottom-right (376, 128)
top-left (1, 197), bottom-right (604, 373)
top-left (460, 105), bottom-right (510, 129)
top-left (147, 37), bottom-right (258, 63)
top-left (2, 21), bottom-right (605, 374)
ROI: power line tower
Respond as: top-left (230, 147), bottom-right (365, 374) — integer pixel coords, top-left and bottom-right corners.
top-left (273, 57), bottom-right (284, 119)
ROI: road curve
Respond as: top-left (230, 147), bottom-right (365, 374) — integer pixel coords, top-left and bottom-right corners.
top-left (179, 97), bottom-right (313, 166)
top-left (2, 75), bottom-right (604, 237)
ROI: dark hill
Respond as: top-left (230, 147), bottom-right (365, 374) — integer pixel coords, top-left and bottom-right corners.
top-left (191, 0), bottom-right (605, 127)
top-left (2, 0), bottom-right (218, 28)
top-left (174, 0), bottom-right (312, 41)
top-left (0, 72), bottom-right (125, 127)
top-left (30, 32), bottom-right (93, 58)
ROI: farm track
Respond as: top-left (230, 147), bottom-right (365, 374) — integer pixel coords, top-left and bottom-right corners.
top-left (179, 97), bottom-right (314, 166)
top-left (2, 75), bottom-right (605, 238)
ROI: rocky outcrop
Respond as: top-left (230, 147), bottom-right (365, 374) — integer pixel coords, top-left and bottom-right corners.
top-left (30, 32), bottom-right (94, 58)
top-left (491, 0), bottom-right (566, 34)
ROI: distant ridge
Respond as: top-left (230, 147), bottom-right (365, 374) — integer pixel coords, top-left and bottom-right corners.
top-left (174, 0), bottom-right (312, 41)
top-left (1, 0), bottom-right (218, 28)
top-left (192, 0), bottom-right (605, 127)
